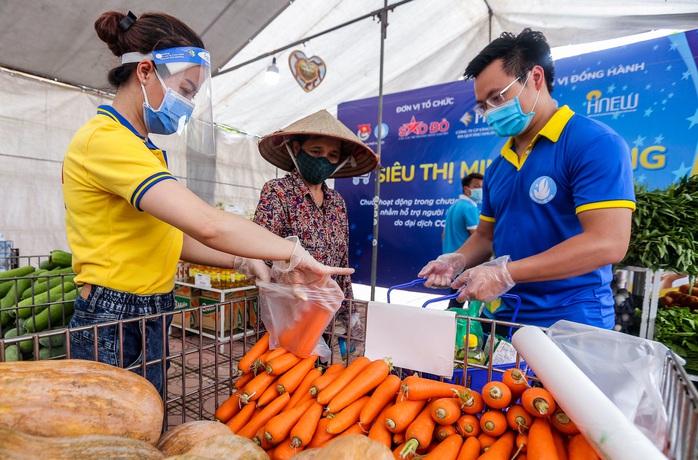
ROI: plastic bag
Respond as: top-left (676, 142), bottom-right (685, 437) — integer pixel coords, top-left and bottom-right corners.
top-left (452, 300), bottom-right (484, 349)
top-left (546, 320), bottom-right (673, 450)
top-left (257, 279), bottom-right (344, 361)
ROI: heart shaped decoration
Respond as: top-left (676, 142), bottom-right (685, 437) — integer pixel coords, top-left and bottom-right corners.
top-left (288, 50), bottom-right (327, 92)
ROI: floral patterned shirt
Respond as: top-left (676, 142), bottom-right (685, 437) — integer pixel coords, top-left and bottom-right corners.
top-left (253, 170), bottom-right (353, 311)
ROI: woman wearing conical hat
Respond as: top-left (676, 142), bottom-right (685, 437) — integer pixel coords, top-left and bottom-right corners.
top-left (255, 109), bottom-right (379, 350)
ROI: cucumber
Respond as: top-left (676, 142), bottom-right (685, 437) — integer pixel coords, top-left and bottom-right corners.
top-left (47, 266), bottom-right (75, 275)
top-left (3, 327), bottom-right (34, 354)
top-left (24, 295), bottom-right (76, 333)
top-left (1, 278), bottom-right (32, 315)
top-left (0, 266), bottom-right (36, 281)
top-left (16, 282), bottom-right (76, 319)
top-left (38, 333), bottom-right (65, 348)
top-left (21, 275), bottom-right (75, 300)
top-left (1, 309), bottom-right (12, 327)
top-left (4, 344), bottom-right (22, 361)
top-left (49, 250), bottom-right (73, 268)
top-left (39, 344), bottom-right (65, 360)
top-left (39, 260), bottom-right (57, 270)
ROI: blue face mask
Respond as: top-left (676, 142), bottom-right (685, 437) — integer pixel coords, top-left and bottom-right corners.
top-left (141, 72), bottom-right (195, 135)
top-left (484, 93), bottom-right (539, 137)
top-left (470, 188), bottom-right (483, 203)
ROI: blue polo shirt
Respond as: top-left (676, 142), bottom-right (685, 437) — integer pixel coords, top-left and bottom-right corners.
top-left (442, 195), bottom-right (480, 253)
top-left (480, 106), bottom-right (635, 328)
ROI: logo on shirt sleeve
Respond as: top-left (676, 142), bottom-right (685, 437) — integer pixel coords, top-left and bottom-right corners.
top-left (529, 176), bottom-right (557, 204)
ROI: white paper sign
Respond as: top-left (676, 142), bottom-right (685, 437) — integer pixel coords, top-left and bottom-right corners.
top-left (364, 301), bottom-right (456, 378)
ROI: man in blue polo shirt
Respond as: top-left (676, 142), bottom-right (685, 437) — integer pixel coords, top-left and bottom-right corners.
top-left (418, 28), bottom-right (635, 328)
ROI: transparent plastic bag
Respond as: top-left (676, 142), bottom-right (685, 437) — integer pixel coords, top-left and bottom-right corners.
top-left (257, 279), bottom-right (344, 361)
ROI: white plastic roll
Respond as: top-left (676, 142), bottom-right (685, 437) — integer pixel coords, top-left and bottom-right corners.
top-left (511, 326), bottom-right (666, 460)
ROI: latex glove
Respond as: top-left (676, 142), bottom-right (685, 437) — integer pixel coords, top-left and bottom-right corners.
top-left (417, 253), bottom-right (467, 288)
top-left (233, 257), bottom-right (272, 283)
top-left (272, 236), bottom-right (354, 300)
top-left (452, 255), bottom-right (515, 303)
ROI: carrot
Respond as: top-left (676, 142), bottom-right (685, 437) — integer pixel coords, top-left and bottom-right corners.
top-left (290, 401), bottom-right (324, 448)
top-left (316, 356), bottom-right (371, 405)
top-left (480, 410), bottom-right (508, 437)
top-left (435, 423), bottom-right (458, 441)
top-left (225, 399), bottom-right (257, 434)
top-left (460, 389), bottom-right (485, 415)
top-left (309, 362), bottom-right (345, 396)
top-left (400, 376), bottom-right (466, 400)
top-left (506, 404), bottom-right (533, 433)
top-left (478, 430), bottom-right (515, 460)
top-left (284, 367), bottom-right (322, 411)
top-left (256, 377), bottom-right (281, 408)
top-left (527, 416), bottom-right (559, 460)
top-left (455, 413), bottom-right (480, 438)
top-left (422, 433), bottom-right (463, 460)
top-left (266, 352), bottom-right (302, 375)
top-left (521, 387), bottom-right (556, 418)
top-left (549, 406), bottom-right (580, 436)
top-left (383, 398), bottom-right (427, 434)
top-left (368, 404), bottom-right (394, 448)
top-left (502, 368), bottom-right (529, 401)
top-left (271, 437), bottom-right (299, 460)
top-left (214, 392), bottom-right (243, 423)
top-left (481, 381), bottom-right (512, 409)
top-left (237, 392), bottom-right (291, 439)
top-left (331, 422), bottom-right (365, 442)
top-left (237, 332), bottom-right (270, 376)
top-left (327, 358), bottom-right (391, 414)
top-left (393, 431), bottom-right (406, 445)
top-left (252, 350), bottom-right (270, 375)
top-left (512, 432), bottom-right (528, 459)
top-left (325, 395), bottom-right (370, 434)
top-left (253, 426), bottom-right (273, 451)
top-left (276, 355), bottom-right (318, 394)
top-left (393, 442), bottom-right (414, 460)
top-left (551, 426), bottom-right (568, 460)
top-left (568, 433), bottom-right (600, 460)
top-left (430, 397), bottom-right (462, 425)
top-left (456, 436), bottom-right (481, 460)
top-left (360, 374), bottom-right (402, 426)
top-left (241, 371), bottom-right (277, 404)
top-left (477, 432), bottom-right (498, 453)
top-left (276, 300), bottom-right (335, 358)
top-left (263, 399), bottom-right (314, 445)
top-left (234, 371), bottom-right (256, 390)
top-left (306, 417), bottom-right (334, 448)
top-left (400, 403), bottom-right (437, 458)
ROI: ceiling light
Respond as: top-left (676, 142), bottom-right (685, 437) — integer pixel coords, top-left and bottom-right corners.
top-left (265, 57), bottom-right (279, 85)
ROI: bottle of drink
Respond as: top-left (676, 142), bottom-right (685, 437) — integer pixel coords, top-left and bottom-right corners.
top-left (466, 334), bottom-right (486, 365)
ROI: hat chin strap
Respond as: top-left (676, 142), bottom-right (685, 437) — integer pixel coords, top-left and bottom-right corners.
top-left (285, 143), bottom-right (354, 177)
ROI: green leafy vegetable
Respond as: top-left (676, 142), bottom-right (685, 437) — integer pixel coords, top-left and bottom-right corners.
top-left (653, 306), bottom-right (698, 374)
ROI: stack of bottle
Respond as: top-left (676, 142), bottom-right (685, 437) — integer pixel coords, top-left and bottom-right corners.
top-left (176, 262), bottom-right (253, 289)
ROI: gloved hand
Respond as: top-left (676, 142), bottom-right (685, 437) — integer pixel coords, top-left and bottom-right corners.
top-left (452, 255), bottom-right (515, 303)
top-left (233, 256), bottom-right (272, 283)
top-left (272, 236), bottom-right (354, 300)
top-left (417, 253), bottom-right (467, 288)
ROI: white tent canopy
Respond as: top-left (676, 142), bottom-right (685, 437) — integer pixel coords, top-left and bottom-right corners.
top-left (1, 0), bottom-right (698, 258)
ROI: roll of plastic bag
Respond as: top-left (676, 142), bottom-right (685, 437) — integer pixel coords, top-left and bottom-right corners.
top-left (512, 326), bottom-right (666, 460)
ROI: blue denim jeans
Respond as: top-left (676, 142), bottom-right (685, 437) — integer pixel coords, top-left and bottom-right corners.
top-left (68, 285), bottom-right (174, 399)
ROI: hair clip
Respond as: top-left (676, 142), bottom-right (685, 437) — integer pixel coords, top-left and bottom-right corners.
top-left (118, 11), bottom-right (137, 32)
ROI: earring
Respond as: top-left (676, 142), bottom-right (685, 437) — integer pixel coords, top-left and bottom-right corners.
top-left (142, 80), bottom-right (146, 84)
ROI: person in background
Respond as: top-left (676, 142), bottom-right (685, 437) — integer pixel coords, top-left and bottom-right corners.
top-left (418, 28), bottom-right (635, 328)
top-left (254, 109), bottom-right (379, 356)
top-left (62, 11), bottom-right (352, 397)
top-left (442, 173), bottom-right (483, 309)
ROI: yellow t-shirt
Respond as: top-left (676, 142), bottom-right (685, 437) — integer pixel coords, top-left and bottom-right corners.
top-left (62, 106), bottom-right (183, 294)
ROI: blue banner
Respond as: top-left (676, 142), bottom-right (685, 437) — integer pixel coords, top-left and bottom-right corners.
top-left (336, 29), bottom-right (698, 289)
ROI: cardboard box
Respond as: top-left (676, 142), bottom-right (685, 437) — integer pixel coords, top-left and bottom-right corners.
top-left (173, 285), bottom-right (200, 329)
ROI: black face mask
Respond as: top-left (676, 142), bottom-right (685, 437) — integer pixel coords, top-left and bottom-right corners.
top-left (295, 149), bottom-right (337, 184)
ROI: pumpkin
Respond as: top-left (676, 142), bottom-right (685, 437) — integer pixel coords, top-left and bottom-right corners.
top-left (0, 359), bottom-right (164, 445)
top-left (157, 420), bottom-right (232, 456)
top-left (315, 434), bottom-right (393, 459)
top-left (165, 433), bottom-right (268, 459)
top-left (287, 447), bottom-right (322, 459)
top-left (0, 426), bottom-right (164, 460)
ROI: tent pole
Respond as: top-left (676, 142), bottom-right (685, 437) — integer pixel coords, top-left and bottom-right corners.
top-left (370, 1), bottom-right (389, 301)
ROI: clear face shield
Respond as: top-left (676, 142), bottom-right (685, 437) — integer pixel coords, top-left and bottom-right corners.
top-left (122, 47), bottom-right (215, 156)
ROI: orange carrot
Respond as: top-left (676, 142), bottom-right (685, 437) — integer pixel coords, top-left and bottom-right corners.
top-left (306, 417), bottom-right (334, 448)
top-left (256, 377), bottom-right (281, 408)
top-left (309, 362), bottom-right (345, 396)
top-left (478, 430), bottom-right (515, 460)
top-left (276, 355), bottom-right (318, 394)
top-left (271, 437), bottom-right (299, 460)
top-left (393, 431), bottom-right (406, 445)
top-left (276, 299), bottom-right (335, 358)
top-left (477, 432), bottom-right (498, 453)
top-left (568, 433), bottom-right (600, 460)
top-left (360, 374), bottom-right (402, 427)
top-left (214, 392), bottom-right (243, 423)
top-left (234, 371), bottom-right (256, 390)
top-left (252, 350), bottom-right (271, 375)
top-left (502, 368), bottom-right (529, 401)
top-left (521, 387), bottom-right (556, 418)
top-left (401, 403), bottom-right (437, 457)
top-left (263, 399), bottom-right (315, 445)
top-left (551, 425), bottom-right (568, 460)
top-left (290, 401), bottom-right (324, 448)
top-left (237, 332), bottom-right (270, 376)
top-left (331, 422), bottom-right (366, 442)
top-left (422, 433), bottom-right (463, 460)
top-left (512, 432), bottom-right (528, 459)
top-left (266, 352), bottom-right (302, 376)
top-left (326, 395), bottom-right (370, 434)
top-left (456, 414), bottom-right (481, 438)
top-left (368, 404), bottom-right (394, 448)
top-left (527, 417), bottom-right (560, 460)
top-left (393, 442), bottom-right (413, 460)
top-left (481, 381), bottom-right (512, 410)
top-left (237, 392), bottom-right (291, 439)
top-left (383, 398), bottom-right (428, 434)
top-left (253, 426), bottom-right (273, 451)
top-left (241, 371), bottom-right (277, 404)
top-left (460, 389), bottom-right (485, 415)
top-left (480, 410), bottom-right (508, 437)
top-left (457, 436), bottom-right (481, 460)
top-left (327, 358), bottom-right (391, 414)
top-left (284, 367), bottom-right (322, 411)
top-left (506, 404), bottom-right (533, 433)
top-left (549, 406), bottom-right (580, 436)
top-left (316, 356), bottom-right (371, 405)
top-left (435, 424), bottom-right (458, 442)
top-left (400, 376), bottom-right (466, 400)
top-left (225, 399), bottom-right (257, 434)
top-left (430, 397), bottom-right (462, 425)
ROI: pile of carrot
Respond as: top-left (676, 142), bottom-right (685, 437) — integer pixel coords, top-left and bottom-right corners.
top-left (213, 332), bottom-right (601, 460)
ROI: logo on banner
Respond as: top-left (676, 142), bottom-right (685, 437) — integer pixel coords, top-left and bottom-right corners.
top-left (459, 111), bottom-right (474, 127)
top-left (374, 123), bottom-right (389, 139)
top-left (585, 89), bottom-right (639, 118)
top-left (357, 124), bottom-right (371, 141)
top-left (398, 116), bottom-right (449, 138)
top-left (530, 176), bottom-right (556, 204)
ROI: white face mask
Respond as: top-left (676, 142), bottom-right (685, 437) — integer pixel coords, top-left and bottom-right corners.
top-left (470, 188), bottom-right (483, 203)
